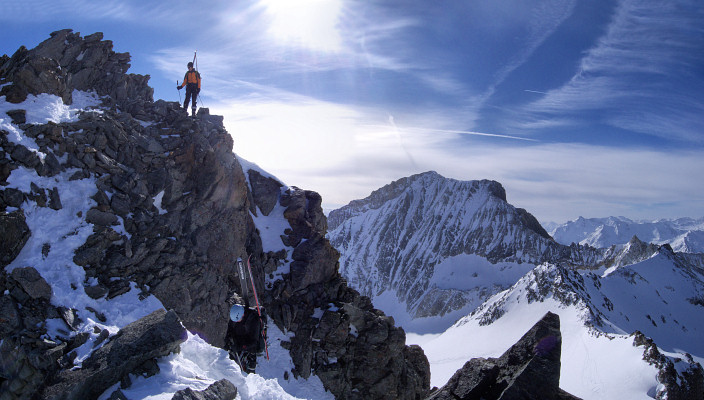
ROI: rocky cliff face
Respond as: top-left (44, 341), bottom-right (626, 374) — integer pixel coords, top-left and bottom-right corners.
top-left (0, 30), bottom-right (429, 399)
top-left (327, 172), bottom-right (603, 322)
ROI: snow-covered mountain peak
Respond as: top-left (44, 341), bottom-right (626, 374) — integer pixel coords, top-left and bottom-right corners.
top-left (328, 171), bottom-right (507, 231)
top-left (328, 172), bottom-right (573, 331)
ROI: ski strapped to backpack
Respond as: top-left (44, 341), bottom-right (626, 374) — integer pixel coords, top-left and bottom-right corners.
top-left (236, 258), bottom-right (249, 299)
top-left (246, 255), bottom-right (269, 360)
top-left (191, 50), bottom-right (205, 108)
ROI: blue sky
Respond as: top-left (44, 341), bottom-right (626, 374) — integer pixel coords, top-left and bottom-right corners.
top-left (2, 0), bottom-right (703, 223)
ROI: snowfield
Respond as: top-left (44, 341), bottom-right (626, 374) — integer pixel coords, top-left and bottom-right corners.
top-left (421, 298), bottom-right (661, 399)
top-left (413, 257), bottom-right (704, 399)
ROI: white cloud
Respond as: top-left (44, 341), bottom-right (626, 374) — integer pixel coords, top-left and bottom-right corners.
top-left (208, 88), bottom-right (704, 223)
top-left (414, 143), bottom-right (704, 223)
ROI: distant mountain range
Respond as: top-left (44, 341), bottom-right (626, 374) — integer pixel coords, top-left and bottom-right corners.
top-left (548, 216), bottom-right (704, 253)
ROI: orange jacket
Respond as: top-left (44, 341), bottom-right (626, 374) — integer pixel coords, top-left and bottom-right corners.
top-left (179, 70), bottom-right (201, 89)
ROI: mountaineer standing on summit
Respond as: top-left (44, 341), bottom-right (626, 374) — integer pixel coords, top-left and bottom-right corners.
top-left (177, 61), bottom-right (201, 116)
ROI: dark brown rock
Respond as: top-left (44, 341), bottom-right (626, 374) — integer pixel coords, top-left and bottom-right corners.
top-left (0, 210), bottom-right (31, 267)
top-left (11, 267), bottom-right (52, 301)
top-left (86, 208), bottom-right (118, 226)
top-left (6, 109), bottom-right (26, 124)
top-left (248, 169), bottom-right (282, 216)
top-left (290, 235), bottom-right (339, 291)
top-left (171, 379), bottom-right (238, 400)
top-left (42, 309), bottom-right (186, 400)
top-left (427, 312), bottom-right (580, 400)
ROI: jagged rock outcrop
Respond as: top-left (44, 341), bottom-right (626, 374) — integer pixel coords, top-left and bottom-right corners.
top-left (0, 29), bottom-right (152, 114)
top-left (632, 331), bottom-right (704, 400)
top-left (0, 267), bottom-right (66, 399)
top-left (599, 235), bottom-right (661, 270)
top-left (0, 211), bottom-right (31, 267)
top-left (247, 169), bottom-right (283, 216)
top-left (262, 186), bottom-right (430, 399)
top-left (1, 30), bottom-right (430, 399)
top-left (43, 309), bottom-right (186, 400)
top-left (171, 379), bottom-right (238, 400)
top-left (427, 312), bottom-right (580, 400)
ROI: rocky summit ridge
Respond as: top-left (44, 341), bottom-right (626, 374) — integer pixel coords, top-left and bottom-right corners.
top-left (1, 29), bottom-right (430, 399)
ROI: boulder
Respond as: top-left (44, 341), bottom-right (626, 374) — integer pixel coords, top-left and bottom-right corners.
top-left (2, 188), bottom-right (26, 208)
top-left (427, 312), bottom-right (581, 400)
top-left (290, 235), bottom-right (339, 291)
top-left (86, 208), bottom-right (118, 226)
top-left (171, 379), bottom-right (238, 400)
top-left (11, 267), bottom-right (52, 301)
top-left (10, 144), bottom-right (40, 169)
top-left (6, 109), bottom-right (27, 124)
top-left (0, 210), bottom-right (31, 267)
top-left (42, 309), bottom-right (186, 400)
top-left (248, 169), bottom-right (282, 216)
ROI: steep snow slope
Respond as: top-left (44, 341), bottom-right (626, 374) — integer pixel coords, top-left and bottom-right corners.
top-left (328, 171), bottom-right (599, 333)
top-left (551, 216), bottom-right (704, 253)
top-left (419, 254), bottom-right (704, 399)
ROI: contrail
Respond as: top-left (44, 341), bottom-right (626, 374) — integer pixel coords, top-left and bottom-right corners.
top-left (420, 128), bottom-right (538, 142)
top-left (366, 124), bottom-right (538, 142)
top-left (524, 89), bottom-right (548, 95)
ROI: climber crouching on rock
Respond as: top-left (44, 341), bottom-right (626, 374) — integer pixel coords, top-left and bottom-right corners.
top-left (177, 61), bottom-right (201, 116)
top-left (226, 295), bottom-right (268, 374)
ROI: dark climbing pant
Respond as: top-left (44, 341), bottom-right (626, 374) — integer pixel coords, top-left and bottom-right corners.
top-left (183, 84), bottom-right (198, 112)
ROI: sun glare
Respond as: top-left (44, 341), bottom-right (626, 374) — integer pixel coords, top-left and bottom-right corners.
top-left (260, 0), bottom-right (344, 52)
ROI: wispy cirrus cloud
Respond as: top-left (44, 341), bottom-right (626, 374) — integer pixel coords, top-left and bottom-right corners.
top-left (0, 0), bottom-right (231, 28)
top-left (0, 1), bottom-right (131, 21)
top-left (513, 0), bottom-right (704, 142)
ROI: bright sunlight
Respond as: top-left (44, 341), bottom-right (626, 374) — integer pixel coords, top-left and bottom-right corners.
top-left (260, 0), bottom-right (344, 52)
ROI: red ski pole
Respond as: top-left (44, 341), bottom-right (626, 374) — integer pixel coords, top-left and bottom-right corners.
top-left (247, 256), bottom-right (269, 360)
